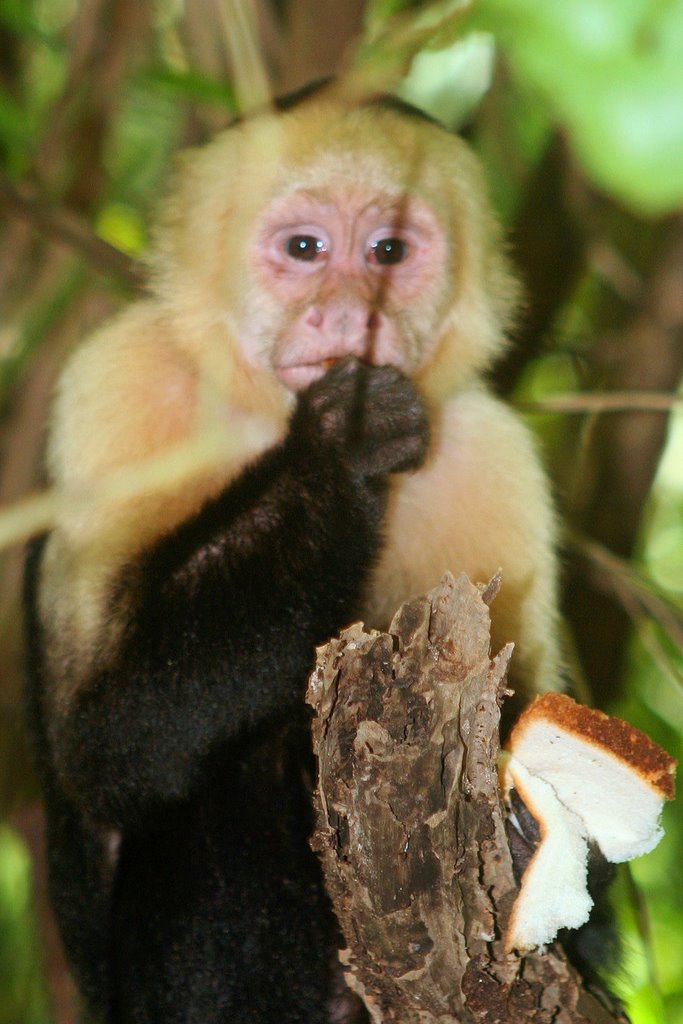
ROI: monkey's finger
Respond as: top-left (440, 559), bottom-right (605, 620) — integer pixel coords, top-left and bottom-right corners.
top-left (355, 430), bottom-right (430, 478)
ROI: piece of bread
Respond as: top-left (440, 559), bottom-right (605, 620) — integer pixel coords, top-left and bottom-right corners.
top-left (503, 754), bottom-right (592, 951)
top-left (502, 693), bottom-right (676, 953)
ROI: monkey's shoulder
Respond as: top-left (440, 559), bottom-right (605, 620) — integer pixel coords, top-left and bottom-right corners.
top-left (48, 303), bottom-right (291, 495)
top-left (428, 387), bottom-right (547, 484)
top-left (47, 304), bottom-right (202, 486)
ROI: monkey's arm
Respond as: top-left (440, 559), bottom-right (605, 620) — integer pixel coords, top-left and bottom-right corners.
top-left (30, 359), bottom-right (428, 830)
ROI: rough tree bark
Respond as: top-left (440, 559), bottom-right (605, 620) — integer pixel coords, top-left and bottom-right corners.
top-left (307, 573), bottom-right (628, 1024)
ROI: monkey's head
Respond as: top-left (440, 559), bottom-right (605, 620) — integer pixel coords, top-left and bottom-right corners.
top-left (151, 91), bottom-right (519, 402)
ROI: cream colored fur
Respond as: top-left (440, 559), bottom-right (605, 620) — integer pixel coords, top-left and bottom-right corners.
top-left (38, 96), bottom-right (560, 703)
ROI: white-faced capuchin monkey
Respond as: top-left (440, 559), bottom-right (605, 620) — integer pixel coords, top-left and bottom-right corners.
top-left (24, 86), bottom-right (562, 1023)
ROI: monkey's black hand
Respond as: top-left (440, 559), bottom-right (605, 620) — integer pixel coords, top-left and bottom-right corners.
top-left (506, 787), bottom-right (541, 885)
top-left (291, 356), bottom-right (430, 481)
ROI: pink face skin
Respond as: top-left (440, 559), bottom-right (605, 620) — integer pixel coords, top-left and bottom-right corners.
top-left (243, 188), bottom-right (448, 392)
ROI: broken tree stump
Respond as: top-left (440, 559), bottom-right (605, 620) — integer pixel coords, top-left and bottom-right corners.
top-left (307, 572), bottom-right (629, 1024)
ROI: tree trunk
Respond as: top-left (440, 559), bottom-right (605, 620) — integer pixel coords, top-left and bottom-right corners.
top-left (307, 573), bottom-right (629, 1023)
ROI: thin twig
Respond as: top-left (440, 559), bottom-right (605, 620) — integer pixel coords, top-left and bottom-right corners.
top-left (518, 391), bottom-right (683, 415)
top-left (571, 532), bottom-right (683, 655)
top-left (0, 417), bottom-right (271, 553)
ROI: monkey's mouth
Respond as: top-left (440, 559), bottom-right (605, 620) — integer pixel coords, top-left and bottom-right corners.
top-left (275, 359), bottom-right (341, 391)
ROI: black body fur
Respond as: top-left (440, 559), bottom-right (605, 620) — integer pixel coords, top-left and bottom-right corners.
top-left (24, 359), bottom-right (428, 1022)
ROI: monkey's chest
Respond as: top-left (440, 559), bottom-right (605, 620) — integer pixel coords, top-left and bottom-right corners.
top-left (361, 455), bottom-right (490, 629)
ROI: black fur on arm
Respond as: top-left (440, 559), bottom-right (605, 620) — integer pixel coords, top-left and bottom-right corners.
top-left (33, 358), bottom-right (429, 830)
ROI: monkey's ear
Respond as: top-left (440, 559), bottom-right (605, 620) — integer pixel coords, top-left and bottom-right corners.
top-left (146, 137), bottom-right (237, 321)
top-left (501, 694), bottom-right (676, 954)
top-left (414, 136), bottom-right (523, 400)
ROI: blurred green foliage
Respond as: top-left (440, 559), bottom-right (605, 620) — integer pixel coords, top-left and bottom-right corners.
top-left (467, 0), bottom-right (683, 214)
top-left (0, 828), bottom-right (49, 1024)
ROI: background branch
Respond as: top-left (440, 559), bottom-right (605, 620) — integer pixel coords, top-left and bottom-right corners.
top-left (0, 175), bottom-right (143, 287)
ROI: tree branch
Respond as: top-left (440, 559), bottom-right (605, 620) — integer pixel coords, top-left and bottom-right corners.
top-left (0, 175), bottom-right (143, 287)
top-left (518, 391), bottom-right (683, 415)
top-left (308, 573), bottom-right (629, 1023)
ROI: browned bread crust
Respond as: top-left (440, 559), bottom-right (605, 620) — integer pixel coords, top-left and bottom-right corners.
top-left (508, 693), bottom-right (676, 800)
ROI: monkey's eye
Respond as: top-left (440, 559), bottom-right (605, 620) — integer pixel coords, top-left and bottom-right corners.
top-left (285, 235), bottom-right (326, 261)
top-left (370, 238), bottom-right (408, 266)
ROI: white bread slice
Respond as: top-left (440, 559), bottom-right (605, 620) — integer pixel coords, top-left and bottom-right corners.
top-left (503, 754), bottom-right (592, 952)
top-left (508, 694), bottom-right (675, 862)
top-left (501, 694), bottom-right (676, 953)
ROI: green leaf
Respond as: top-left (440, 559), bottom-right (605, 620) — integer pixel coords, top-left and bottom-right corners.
top-left (467, 0), bottom-right (683, 213)
top-left (0, 0), bottom-right (42, 38)
top-left (141, 68), bottom-right (236, 110)
top-left (0, 87), bottom-right (31, 173)
top-left (561, 60), bottom-right (683, 214)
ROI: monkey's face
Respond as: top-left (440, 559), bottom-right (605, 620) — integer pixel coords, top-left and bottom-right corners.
top-left (153, 100), bottom-right (518, 401)
top-left (243, 185), bottom-right (449, 392)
